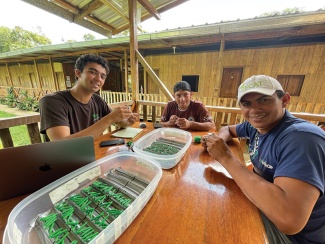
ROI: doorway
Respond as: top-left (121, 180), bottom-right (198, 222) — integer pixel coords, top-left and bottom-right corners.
top-left (220, 67), bottom-right (243, 98)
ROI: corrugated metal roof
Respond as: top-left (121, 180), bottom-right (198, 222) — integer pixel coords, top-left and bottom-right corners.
top-left (0, 10), bottom-right (324, 65)
top-left (21, 0), bottom-right (188, 36)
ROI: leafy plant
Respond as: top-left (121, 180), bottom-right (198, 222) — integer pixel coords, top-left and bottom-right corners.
top-left (16, 90), bottom-right (39, 111)
top-left (4, 87), bottom-right (17, 108)
top-left (2, 87), bottom-right (39, 111)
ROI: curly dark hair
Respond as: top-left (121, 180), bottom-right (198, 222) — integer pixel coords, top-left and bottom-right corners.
top-left (74, 53), bottom-right (110, 74)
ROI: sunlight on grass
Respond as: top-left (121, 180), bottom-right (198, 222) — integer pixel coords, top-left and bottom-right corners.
top-left (0, 111), bottom-right (31, 149)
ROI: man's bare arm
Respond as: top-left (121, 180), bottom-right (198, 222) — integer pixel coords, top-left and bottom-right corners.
top-left (47, 106), bottom-right (135, 141)
top-left (206, 135), bottom-right (320, 235)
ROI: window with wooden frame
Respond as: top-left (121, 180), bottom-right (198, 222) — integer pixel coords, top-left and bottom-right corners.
top-left (276, 75), bottom-right (305, 96)
top-left (182, 75), bottom-right (199, 92)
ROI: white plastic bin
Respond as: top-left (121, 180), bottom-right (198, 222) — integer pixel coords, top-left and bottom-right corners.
top-left (4, 152), bottom-right (162, 244)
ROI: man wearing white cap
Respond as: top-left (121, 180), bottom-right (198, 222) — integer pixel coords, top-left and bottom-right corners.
top-left (203, 75), bottom-right (325, 243)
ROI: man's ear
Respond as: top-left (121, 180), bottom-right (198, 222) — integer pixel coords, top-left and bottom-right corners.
top-left (282, 93), bottom-right (291, 107)
top-left (74, 69), bottom-right (81, 79)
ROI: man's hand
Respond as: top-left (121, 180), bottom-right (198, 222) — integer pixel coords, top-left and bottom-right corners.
top-left (205, 133), bottom-right (234, 162)
top-left (169, 115), bottom-right (179, 126)
top-left (201, 134), bottom-right (208, 150)
top-left (175, 118), bottom-right (191, 129)
top-left (110, 106), bottom-right (134, 123)
top-left (126, 113), bottom-right (139, 126)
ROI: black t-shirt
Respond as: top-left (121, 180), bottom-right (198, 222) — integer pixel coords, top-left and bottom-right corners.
top-left (39, 90), bottom-right (111, 135)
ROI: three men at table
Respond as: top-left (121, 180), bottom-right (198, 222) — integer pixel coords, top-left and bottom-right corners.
top-left (203, 75), bottom-right (325, 243)
top-left (161, 81), bottom-right (216, 131)
top-left (39, 53), bottom-right (137, 141)
top-left (39, 51), bottom-right (324, 242)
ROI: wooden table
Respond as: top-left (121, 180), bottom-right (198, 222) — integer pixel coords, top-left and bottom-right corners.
top-left (0, 122), bottom-right (267, 243)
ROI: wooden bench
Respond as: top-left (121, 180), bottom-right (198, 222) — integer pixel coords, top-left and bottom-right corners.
top-left (0, 114), bottom-right (41, 148)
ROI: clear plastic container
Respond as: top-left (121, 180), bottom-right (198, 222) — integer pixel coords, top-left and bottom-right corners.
top-left (4, 152), bottom-right (162, 244)
top-left (133, 128), bottom-right (192, 169)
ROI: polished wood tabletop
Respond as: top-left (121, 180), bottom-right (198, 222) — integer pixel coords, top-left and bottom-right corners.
top-left (0, 122), bottom-right (267, 243)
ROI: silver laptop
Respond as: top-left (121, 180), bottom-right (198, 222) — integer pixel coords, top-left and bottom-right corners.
top-left (0, 136), bottom-right (95, 200)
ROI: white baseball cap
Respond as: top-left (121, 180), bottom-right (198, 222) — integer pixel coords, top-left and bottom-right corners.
top-left (238, 75), bottom-right (284, 103)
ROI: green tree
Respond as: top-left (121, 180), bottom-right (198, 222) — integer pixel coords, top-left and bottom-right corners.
top-left (259, 7), bottom-right (304, 17)
top-left (0, 27), bottom-right (11, 52)
top-left (83, 33), bottom-right (95, 41)
top-left (65, 39), bottom-right (77, 43)
top-left (0, 26), bottom-right (51, 53)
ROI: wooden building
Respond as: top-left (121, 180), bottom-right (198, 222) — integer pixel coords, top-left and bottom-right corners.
top-left (0, 10), bottom-right (325, 105)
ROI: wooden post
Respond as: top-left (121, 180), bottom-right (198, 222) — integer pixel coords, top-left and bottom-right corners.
top-left (136, 50), bottom-right (173, 100)
top-left (128, 0), bottom-right (139, 112)
top-left (27, 123), bottom-right (42, 144)
top-left (0, 128), bottom-right (14, 148)
top-left (5, 62), bottom-right (14, 87)
top-left (33, 59), bottom-right (42, 89)
top-left (49, 57), bottom-right (59, 91)
top-left (33, 59), bottom-right (43, 98)
top-left (124, 49), bottom-right (129, 97)
top-left (216, 35), bottom-right (225, 97)
top-left (152, 106), bottom-right (156, 122)
top-left (144, 69), bottom-right (147, 94)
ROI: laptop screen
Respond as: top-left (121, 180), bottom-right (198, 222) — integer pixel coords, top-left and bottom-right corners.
top-left (0, 136), bottom-right (95, 200)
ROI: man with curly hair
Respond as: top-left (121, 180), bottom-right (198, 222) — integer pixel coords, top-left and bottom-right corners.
top-left (40, 53), bottom-right (137, 141)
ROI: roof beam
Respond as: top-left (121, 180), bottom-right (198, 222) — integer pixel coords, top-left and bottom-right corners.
top-left (85, 16), bottom-right (115, 32)
top-left (21, 0), bottom-right (112, 37)
top-left (113, 0), bottom-right (188, 34)
top-left (137, 0), bottom-right (161, 20)
top-left (51, 0), bottom-right (79, 14)
top-left (140, 0), bottom-right (189, 22)
top-left (99, 0), bottom-right (130, 22)
top-left (76, 1), bottom-right (103, 20)
top-left (136, 50), bottom-right (173, 100)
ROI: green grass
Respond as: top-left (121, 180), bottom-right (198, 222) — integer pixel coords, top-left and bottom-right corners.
top-left (0, 110), bottom-right (31, 149)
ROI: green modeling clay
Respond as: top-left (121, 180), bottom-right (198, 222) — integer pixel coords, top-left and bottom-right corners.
top-left (194, 136), bottom-right (201, 143)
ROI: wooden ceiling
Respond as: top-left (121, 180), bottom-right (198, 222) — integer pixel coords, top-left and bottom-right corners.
top-left (22, 0), bottom-right (189, 36)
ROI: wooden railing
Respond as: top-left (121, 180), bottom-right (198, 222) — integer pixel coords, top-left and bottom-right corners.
top-left (137, 101), bottom-right (325, 130)
top-left (99, 91), bottom-right (325, 116)
top-left (0, 86), bottom-right (56, 101)
top-left (1, 101), bottom-right (324, 149)
top-left (0, 114), bottom-right (41, 148)
top-left (1, 88), bottom-right (324, 115)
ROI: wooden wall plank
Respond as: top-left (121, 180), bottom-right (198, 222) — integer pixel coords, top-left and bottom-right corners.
top-left (300, 46), bottom-right (315, 73)
top-left (2, 43), bottom-right (325, 104)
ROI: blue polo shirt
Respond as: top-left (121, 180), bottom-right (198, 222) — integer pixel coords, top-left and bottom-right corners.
top-left (236, 110), bottom-right (325, 243)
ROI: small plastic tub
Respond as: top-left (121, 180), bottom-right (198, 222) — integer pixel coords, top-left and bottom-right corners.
top-left (133, 128), bottom-right (192, 169)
